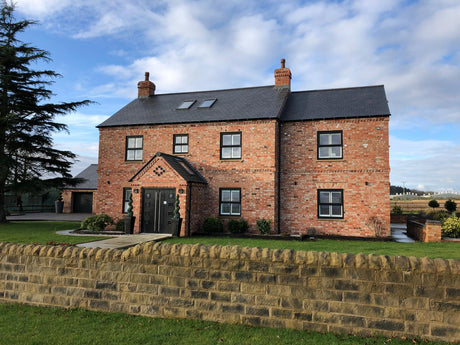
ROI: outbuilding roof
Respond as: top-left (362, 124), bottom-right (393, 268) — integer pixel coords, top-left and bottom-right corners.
top-left (67, 164), bottom-right (98, 190)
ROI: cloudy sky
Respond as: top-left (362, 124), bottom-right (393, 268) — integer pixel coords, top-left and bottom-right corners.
top-left (13, 0), bottom-right (460, 193)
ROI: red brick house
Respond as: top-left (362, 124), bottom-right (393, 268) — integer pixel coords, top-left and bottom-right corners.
top-left (95, 60), bottom-right (390, 237)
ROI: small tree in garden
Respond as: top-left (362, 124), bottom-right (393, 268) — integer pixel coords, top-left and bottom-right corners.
top-left (428, 199), bottom-right (439, 210)
top-left (444, 199), bottom-right (457, 213)
top-left (173, 194), bottom-right (180, 219)
top-left (127, 193), bottom-right (133, 217)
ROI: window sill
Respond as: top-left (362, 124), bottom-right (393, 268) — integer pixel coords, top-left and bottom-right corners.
top-left (124, 160), bottom-right (144, 163)
top-left (317, 158), bottom-right (344, 162)
top-left (219, 159), bottom-right (244, 162)
top-left (317, 218), bottom-right (346, 222)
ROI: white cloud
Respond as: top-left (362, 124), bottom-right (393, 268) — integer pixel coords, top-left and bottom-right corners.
top-left (390, 136), bottom-right (460, 192)
top-left (61, 112), bottom-right (110, 128)
top-left (15, 0), bottom-right (73, 17)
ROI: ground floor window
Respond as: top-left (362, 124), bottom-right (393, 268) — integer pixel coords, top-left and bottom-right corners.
top-left (123, 188), bottom-right (132, 213)
top-left (219, 188), bottom-right (241, 216)
top-left (318, 189), bottom-right (343, 218)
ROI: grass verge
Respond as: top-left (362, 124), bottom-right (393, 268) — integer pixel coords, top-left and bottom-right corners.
top-left (0, 221), bottom-right (108, 245)
top-left (0, 303), bottom-right (451, 345)
top-left (165, 237), bottom-right (460, 260)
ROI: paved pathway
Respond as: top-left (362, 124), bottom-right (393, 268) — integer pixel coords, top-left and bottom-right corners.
top-left (76, 233), bottom-right (171, 249)
top-left (56, 230), bottom-right (172, 249)
top-left (391, 223), bottom-right (415, 243)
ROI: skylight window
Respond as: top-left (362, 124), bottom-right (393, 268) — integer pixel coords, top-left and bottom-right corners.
top-left (177, 100), bottom-right (195, 110)
top-left (198, 99), bottom-right (217, 108)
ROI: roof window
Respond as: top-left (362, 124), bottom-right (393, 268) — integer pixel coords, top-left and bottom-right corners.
top-left (177, 100), bottom-right (195, 110)
top-left (198, 99), bottom-right (217, 108)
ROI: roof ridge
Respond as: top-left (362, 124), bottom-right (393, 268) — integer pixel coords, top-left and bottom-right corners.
top-left (153, 85), bottom-right (275, 97)
top-left (291, 85), bottom-right (384, 94)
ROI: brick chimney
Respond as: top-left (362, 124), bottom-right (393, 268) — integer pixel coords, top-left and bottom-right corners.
top-left (137, 72), bottom-right (156, 98)
top-left (274, 58), bottom-right (291, 89)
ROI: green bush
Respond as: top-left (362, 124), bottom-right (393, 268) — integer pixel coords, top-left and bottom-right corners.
top-left (202, 217), bottom-right (223, 233)
top-left (444, 199), bottom-right (457, 213)
top-left (227, 218), bottom-right (249, 234)
top-left (429, 210), bottom-right (450, 224)
top-left (81, 214), bottom-right (114, 232)
top-left (428, 199), bottom-right (439, 209)
top-left (391, 205), bottom-right (402, 214)
top-left (442, 216), bottom-right (460, 238)
top-left (256, 218), bottom-right (272, 235)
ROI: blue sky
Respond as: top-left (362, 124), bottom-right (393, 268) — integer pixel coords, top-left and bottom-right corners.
top-left (14, 0), bottom-right (460, 192)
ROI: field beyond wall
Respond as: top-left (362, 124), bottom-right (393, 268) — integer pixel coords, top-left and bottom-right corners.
top-left (390, 199), bottom-right (460, 213)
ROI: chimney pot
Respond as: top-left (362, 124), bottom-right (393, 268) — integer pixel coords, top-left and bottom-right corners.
top-left (274, 58), bottom-right (291, 89)
top-left (138, 72), bottom-right (156, 98)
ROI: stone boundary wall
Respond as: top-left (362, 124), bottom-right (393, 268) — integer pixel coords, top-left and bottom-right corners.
top-left (407, 220), bottom-right (442, 242)
top-left (0, 242), bottom-right (459, 342)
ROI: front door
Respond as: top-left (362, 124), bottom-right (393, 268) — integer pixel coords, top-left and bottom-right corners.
top-left (142, 188), bottom-right (175, 233)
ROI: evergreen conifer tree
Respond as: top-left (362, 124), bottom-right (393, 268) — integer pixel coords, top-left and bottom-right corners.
top-left (0, 2), bottom-right (91, 223)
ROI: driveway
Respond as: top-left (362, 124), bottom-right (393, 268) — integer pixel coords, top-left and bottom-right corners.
top-left (6, 213), bottom-right (91, 222)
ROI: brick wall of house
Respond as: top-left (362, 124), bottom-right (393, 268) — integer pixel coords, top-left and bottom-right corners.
top-left (1, 242), bottom-right (459, 342)
top-left (96, 120), bottom-right (279, 233)
top-left (280, 117), bottom-right (390, 237)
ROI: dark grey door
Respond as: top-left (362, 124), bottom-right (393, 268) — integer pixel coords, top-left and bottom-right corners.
top-left (73, 192), bottom-right (93, 213)
top-left (142, 188), bottom-right (175, 233)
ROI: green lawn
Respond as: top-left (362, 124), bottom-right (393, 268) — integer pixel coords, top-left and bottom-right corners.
top-left (165, 236), bottom-right (460, 260)
top-left (0, 221), bottom-right (108, 245)
top-left (0, 304), bottom-right (451, 345)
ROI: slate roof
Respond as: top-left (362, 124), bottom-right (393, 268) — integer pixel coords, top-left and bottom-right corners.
top-left (129, 152), bottom-right (207, 184)
top-left (67, 164), bottom-right (98, 190)
top-left (280, 85), bottom-right (390, 122)
top-left (97, 84), bottom-right (390, 128)
top-left (98, 86), bottom-right (290, 128)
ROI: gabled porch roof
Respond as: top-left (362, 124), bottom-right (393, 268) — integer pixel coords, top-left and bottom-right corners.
top-left (129, 152), bottom-right (207, 184)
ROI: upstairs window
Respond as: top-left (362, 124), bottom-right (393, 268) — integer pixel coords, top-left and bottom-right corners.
top-left (220, 132), bottom-right (241, 160)
top-left (318, 131), bottom-right (343, 159)
top-left (173, 134), bottom-right (189, 154)
top-left (126, 136), bottom-right (143, 161)
top-left (198, 99), bottom-right (216, 108)
top-left (220, 188), bottom-right (241, 216)
top-left (177, 100), bottom-right (195, 109)
top-left (318, 190), bottom-right (343, 218)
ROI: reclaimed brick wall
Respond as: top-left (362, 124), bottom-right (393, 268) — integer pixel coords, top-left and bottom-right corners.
top-left (390, 214), bottom-right (408, 224)
top-left (407, 220), bottom-right (442, 243)
top-left (96, 120), bottom-right (278, 233)
top-left (0, 241), bottom-right (459, 342)
top-left (280, 117), bottom-right (390, 237)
